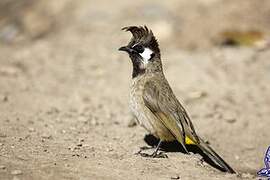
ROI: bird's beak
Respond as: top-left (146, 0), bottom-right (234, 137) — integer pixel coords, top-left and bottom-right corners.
top-left (118, 46), bottom-right (134, 54)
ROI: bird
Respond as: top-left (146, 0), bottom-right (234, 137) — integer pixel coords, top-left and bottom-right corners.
top-left (118, 25), bottom-right (235, 173)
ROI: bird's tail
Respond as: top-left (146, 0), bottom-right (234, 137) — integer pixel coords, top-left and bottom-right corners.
top-left (196, 138), bottom-right (236, 173)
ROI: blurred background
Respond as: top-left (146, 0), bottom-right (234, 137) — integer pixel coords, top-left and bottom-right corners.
top-left (0, 0), bottom-right (270, 180)
top-left (1, 0), bottom-right (270, 48)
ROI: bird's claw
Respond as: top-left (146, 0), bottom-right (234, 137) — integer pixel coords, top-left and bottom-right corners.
top-left (135, 150), bottom-right (168, 158)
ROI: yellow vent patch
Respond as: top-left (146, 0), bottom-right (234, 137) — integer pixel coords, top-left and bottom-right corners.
top-left (185, 136), bottom-right (195, 145)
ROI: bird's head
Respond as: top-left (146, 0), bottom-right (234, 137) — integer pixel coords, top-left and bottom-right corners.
top-left (119, 26), bottom-right (162, 78)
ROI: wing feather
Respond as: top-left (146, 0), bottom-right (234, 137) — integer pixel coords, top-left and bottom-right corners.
top-left (143, 80), bottom-right (199, 149)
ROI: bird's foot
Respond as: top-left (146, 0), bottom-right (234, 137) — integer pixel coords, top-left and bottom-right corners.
top-left (135, 149), bottom-right (168, 158)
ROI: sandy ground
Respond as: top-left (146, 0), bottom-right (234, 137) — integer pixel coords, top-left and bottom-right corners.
top-left (0, 0), bottom-right (270, 179)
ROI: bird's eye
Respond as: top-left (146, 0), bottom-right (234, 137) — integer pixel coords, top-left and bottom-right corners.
top-left (133, 45), bottom-right (144, 53)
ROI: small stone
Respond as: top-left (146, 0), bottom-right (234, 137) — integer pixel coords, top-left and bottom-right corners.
top-left (28, 127), bottom-right (35, 132)
top-left (77, 143), bottom-right (83, 147)
top-left (224, 113), bottom-right (237, 123)
top-left (0, 165), bottom-right (6, 170)
top-left (41, 133), bottom-right (52, 139)
top-left (2, 95), bottom-right (8, 102)
top-left (107, 147), bottom-right (113, 152)
top-left (127, 118), bottom-right (137, 127)
top-left (171, 175), bottom-right (180, 180)
top-left (225, 118), bottom-right (236, 123)
top-left (11, 170), bottom-right (22, 175)
top-left (90, 118), bottom-right (98, 126)
top-left (188, 91), bottom-right (207, 100)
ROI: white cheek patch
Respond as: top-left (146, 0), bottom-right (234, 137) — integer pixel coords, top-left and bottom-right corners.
top-left (139, 48), bottom-right (153, 64)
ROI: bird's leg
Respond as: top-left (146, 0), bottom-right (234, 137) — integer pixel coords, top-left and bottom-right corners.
top-left (150, 140), bottom-right (162, 156)
top-left (182, 144), bottom-right (190, 154)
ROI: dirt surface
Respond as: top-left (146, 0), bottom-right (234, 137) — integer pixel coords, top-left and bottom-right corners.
top-left (0, 0), bottom-right (270, 179)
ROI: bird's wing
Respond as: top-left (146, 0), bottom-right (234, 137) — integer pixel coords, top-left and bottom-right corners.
top-left (143, 81), bottom-right (236, 173)
top-left (143, 80), bottom-right (199, 148)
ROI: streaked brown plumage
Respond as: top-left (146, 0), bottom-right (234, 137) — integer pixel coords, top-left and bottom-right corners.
top-left (119, 25), bottom-right (235, 173)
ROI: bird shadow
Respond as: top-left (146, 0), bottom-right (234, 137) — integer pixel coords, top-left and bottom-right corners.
top-left (143, 134), bottom-right (227, 172)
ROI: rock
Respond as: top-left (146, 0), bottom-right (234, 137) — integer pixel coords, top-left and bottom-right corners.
top-left (11, 170), bottom-right (22, 175)
top-left (2, 95), bottom-right (8, 102)
top-left (188, 91), bottom-right (207, 100)
top-left (0, 165), bottom-right (6, 170)
top-left (76, 143), bottom-right (83, 147)
top-left (28, 127), bottom-right (35, 132)
top-left (171, 175), bottom-right (180, 180)
top-left (90, 118), bottom-right (99, 126)
top-left (127, 118), bottom-right (137, 127)
top-left (106, 147), bottom-right (113, 152)
top-left (41, 133), bottom-right (52, 139)
top-left (224, 113), bottom-right (237, 123)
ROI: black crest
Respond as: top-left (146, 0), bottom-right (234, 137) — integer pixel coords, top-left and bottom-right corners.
top-left (122, 26), bottom-right (160, 54)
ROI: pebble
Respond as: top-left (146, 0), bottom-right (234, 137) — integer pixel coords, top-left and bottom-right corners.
top-left (1, 95), bottom-right (8, 102)
top-left (77, 143), bottom-right (83, 147)
top-left (11, 170), bottom-right (22, 175)
top-left (28, 127), bottom-right (35, 132)
top-left (224, 112), bottom-right (237, 123)
top-left (41, 133), bottom-right (52, 139)
top-left (127, 118), bottom-right (137, 127)
top-left (107, 147), bottom-right (113, 152)
top-left (90, 119), bottom-right (98, 126)
top-left (0, 165), bottom-right (6, 170)
top-left (188, 91), bottom-right (207, 100)
top-left (171, 175), bottom-right (180, 180)
top-left (225, 117), bottom-right (236, 123)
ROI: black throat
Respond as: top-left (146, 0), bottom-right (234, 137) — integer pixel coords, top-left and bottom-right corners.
top-left (131, 58), bottom-right (145, 78)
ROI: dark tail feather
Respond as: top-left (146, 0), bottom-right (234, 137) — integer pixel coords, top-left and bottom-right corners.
top-left (197, 138), bottom-right (236, 174)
